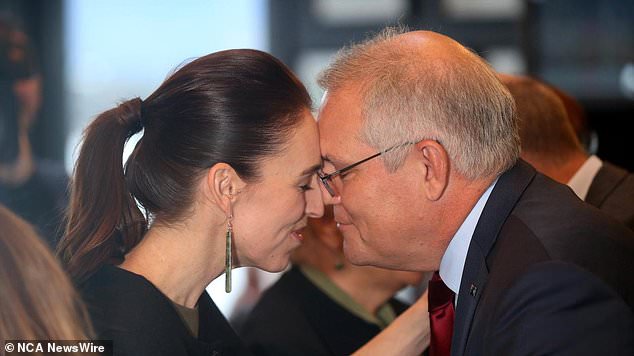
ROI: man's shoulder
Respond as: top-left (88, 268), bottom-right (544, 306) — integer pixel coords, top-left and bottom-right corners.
top-left (471, 260), bottom-right (634, 355)
top-left (467, 202), bottom-right (634, 354)
top-left (483, 172), bottom-right (634, 306)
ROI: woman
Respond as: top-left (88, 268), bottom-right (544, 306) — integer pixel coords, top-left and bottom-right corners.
top-left (58, 49), bottom-right (428, 355)
top-left (57, 49), bottom-right (322, 355)
top-left (0, 204), bottom-right (93, 346)
top-left (240, 206), bottom-right (429, 355)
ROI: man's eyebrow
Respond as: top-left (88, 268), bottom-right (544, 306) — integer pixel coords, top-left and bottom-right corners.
top-left (299, 163), bottom-right (322, 176)
top-left (321, 155), bottom-right (347, 167)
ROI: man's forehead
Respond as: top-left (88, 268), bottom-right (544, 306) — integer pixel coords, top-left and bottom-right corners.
top-left (317, 89), bottom-right (363, 156)
top-left (318, 87), bottom-right (363, 128)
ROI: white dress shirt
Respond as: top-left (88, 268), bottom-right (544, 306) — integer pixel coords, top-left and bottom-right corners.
top-left (439, 178), bottom-right (498, 306)
top-left (567, 155), bottom-right (603, 200)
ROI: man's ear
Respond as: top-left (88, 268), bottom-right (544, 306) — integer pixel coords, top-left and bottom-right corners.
top-left (415, 139), bottom-right (450, 201)
top-left (205, 163), bottom-right (245, 216)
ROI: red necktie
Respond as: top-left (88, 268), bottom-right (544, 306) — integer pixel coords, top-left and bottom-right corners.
top-left (428, 271), bottom-right (455, 356)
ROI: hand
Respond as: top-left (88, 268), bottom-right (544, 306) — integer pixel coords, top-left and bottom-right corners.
top-left (353, 290), bottom-right (430, 356)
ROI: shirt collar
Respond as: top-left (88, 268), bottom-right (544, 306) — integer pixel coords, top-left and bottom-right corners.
top-left (567, 155), bottom-right (603, 200)
top-left (439, 178), bottom-right (498, 305)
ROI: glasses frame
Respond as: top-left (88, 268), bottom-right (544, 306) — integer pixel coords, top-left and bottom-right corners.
top-left (318, 141), bottom-right (418, 197)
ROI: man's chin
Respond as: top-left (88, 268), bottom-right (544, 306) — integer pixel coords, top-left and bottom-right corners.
top-left (341, 235), bottom-right (377, 267)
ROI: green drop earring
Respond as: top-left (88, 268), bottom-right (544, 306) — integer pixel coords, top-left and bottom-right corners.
top-left (225, 204), bottom-right (233, 293)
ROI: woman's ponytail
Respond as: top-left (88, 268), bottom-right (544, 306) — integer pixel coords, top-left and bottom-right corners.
top-left (57, 98), bottom-right (147, 283)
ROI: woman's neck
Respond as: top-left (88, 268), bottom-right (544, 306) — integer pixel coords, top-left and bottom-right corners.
top-left (120, 218), bottom-right (226, 308)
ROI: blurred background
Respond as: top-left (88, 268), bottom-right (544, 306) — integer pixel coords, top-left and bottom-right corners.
top-left (1, 0), bottom-right (632, 318)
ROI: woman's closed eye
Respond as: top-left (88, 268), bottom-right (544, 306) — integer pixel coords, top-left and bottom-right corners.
top-left (299, 177), bottom-right (316, 192)
top-left (299, 174), bottom-right (319, 192)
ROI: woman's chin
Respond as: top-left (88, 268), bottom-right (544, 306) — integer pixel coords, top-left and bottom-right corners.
top-left (258, 258), bottom-right (292, 273)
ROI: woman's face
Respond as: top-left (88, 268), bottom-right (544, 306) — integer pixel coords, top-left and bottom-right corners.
top-left (232, 110), bottom-right (324, 272)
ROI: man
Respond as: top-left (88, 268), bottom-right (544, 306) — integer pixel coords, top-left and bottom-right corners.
top-left (316, 28), bottom-right (634, 355)
top-left (500, 74), bottom-right (634, 230)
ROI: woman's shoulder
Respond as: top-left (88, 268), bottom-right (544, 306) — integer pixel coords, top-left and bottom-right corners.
top-left (81, 265), bottom-right (163, 306)
top-left (80, 265), bottom-right (250, 355)
top-left (80, 265), bottom-right (178, 333)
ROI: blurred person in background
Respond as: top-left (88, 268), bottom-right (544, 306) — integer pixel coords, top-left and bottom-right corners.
top-left (0, 16), bottom-right (68, 248)
top-left (228, 267), bottom-right (266, 333)
top-left (500, 74), bottom-right (634, 230)
top-left (58, 49), bottom-right (429, 356)
top-left (240, 205), bottom-right (429, 355)
top-left (0, 203), bottom-right (93, 347)
top-left (545, 82), bottom-right (598, 154)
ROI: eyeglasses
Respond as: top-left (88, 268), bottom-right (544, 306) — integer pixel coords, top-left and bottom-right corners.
top-left (318, 141), bottom-right (417, 197)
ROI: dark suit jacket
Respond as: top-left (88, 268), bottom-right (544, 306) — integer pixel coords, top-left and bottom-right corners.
top-left (81, 265), bottom-right (251, 356)
top-left (453, 160), bottom-right (634, 356)
top-left (240, 266), bottom-right (409, 356)
top-left (586, 161), bottom-right (634, 230)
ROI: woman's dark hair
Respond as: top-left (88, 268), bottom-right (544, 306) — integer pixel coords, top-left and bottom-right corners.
top-left (57, 49), bottom-right (312, 282)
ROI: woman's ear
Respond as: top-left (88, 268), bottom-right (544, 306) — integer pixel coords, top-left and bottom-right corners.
top-left (205, 163), bottom-right (245, 216)
top-left (415, 139), bottom-right (450, 201)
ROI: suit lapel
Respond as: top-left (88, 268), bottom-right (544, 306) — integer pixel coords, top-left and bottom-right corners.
top-left (451, 160), bottom-right (536, 356)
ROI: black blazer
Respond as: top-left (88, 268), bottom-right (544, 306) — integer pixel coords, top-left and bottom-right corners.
top-left (240, 266), bottom-right (409, 356)
top-left (81, 265), bottom-right (251, 356)
top-left (453, 160), bottom-right (634, 356)
top-left (586, 161), bottom-right (634, 230)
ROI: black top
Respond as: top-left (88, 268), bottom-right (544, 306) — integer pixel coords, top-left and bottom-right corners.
top-left (240, 266), bottom-right (409, 356)
top-left (81, 265), bottom-right (251, 356)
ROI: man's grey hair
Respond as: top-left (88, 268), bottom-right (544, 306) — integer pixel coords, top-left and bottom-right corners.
top-left (318, 27), bottom-right (520, 180)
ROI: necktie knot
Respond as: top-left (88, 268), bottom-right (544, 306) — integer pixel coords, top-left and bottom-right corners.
top-left (429, 271), bottom-right (455, 310)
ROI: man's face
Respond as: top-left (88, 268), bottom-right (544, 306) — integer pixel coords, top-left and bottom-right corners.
top-left (317, 86), bottom-right (443, 271)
